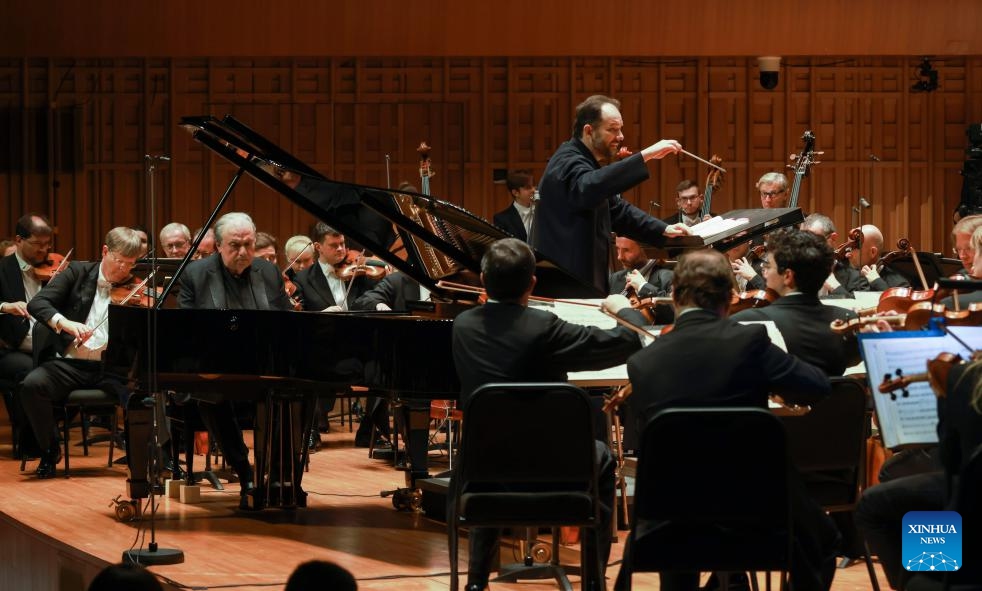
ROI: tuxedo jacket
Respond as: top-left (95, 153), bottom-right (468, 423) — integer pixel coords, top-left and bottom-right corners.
top-left (533, 138), bottom-right (668, 293)
top-left (731, 293), bottom-right (861, 376)
top-left (292, 261), bottom-right (375, 312)
top-left (26, 261), bottom-right (101, 361)
top-left (826, 261), bottom-right (870, 298)
top-left (493, 204), bottom-right (528, 242)
top-left (177, 255), bottom-right (290, 311)
top-left (0, 254), bottom-right (31, 349)
top-left (625, 309), bottom-right (830, 445)
top-left (452, 302), bottom-right (647, 402)
top-left (352, 272), bottom-right (421, 312)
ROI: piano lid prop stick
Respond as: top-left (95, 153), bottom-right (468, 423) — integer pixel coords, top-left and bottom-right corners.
top-left (679, 149), bottom-right (726, 173)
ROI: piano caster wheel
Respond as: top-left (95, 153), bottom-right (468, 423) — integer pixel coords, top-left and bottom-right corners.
top-left (390, 488), bottom-right (422, 512)
top-left (110, 496), bottom-right (141, 522)
top-left (531, 541), bottom-right (552, 563)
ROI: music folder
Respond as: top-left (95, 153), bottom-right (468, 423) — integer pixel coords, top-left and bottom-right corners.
top-left (858, 326), bottom-right (982, 450)
top-left (656, 207), bottom-right (804, 255)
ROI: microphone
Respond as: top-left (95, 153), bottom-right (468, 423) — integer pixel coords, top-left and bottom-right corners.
top-left (859, 197), bottom-right (872, 208)
top-left (868, 154), bottom-right (881, 162)
top-left (144, 154), bottom-right (171, 162)
top-left (649, 201), bottom-right (661, 208)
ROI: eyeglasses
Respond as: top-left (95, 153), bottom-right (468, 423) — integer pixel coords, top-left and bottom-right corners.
top-left (106, 251), bottom-right (137, 270)
top-left (677, 195), bottom-right (702, 203)
top-left (163, 240), bottom-right (189, 251)
top-left (23, 238), bottom-right (52, 248)
top-left (953, 247), bottom-right (974, 257)
top-left (760, 190), bottom-right (787, 197)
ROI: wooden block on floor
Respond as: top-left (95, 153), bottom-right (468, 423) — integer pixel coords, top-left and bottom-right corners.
top-left (165, 478), bottom-right (181, 499)
top-left (179, 484), bottom-right (201, 504)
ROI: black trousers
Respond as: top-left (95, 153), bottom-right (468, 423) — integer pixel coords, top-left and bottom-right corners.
top-left (19, 357), bottom-right (127, 451)
top-left (0, 348), bottom-right (34, 453)
top-left (459, 440), bottom-right (616, 587)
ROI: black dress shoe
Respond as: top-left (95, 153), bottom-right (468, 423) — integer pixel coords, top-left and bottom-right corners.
top-left (464, 583), bottom-right (488, 591)
top-left (35, 446), bottom-right (63, 479)
top-left (701, 572), bottom-right (751, 591)
top-left (239, 481), bottom-right (256, 510)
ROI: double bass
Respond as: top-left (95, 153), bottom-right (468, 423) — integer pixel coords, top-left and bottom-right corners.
top-left (787, 131), bottom-right (821, 209)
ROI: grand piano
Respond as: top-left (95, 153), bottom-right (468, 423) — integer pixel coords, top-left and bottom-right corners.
top-left (105, 115), bottom-right (805, 509)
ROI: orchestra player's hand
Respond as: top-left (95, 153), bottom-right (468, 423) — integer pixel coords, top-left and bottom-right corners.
top-left (663, 223), bottom-right (691, 237)
top-left (822, 272), bottom-right (841, 295)
top-left (861, 264), bottom-right (880, 283)
top-left (375, 303), bottom-right (392, 311)
top-left (732, 257), bottom-right (759, 281)
top-left (626, 269), bottom-right (647, 293)
top-left (56, 318), bottom-right (94, 343)
top-left (323, 305), bottom-right (343, 312)
top-left (641, 139), bottom-right (682, 161)
top-left (601, 294), bottom-right (632, 315)
top-left (0, 301), bottom-right (30, 317)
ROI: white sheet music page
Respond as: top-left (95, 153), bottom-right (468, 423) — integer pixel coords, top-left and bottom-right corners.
top-left (737, 320), bottom-right (788, 352)
top-left (860, 326), bottom-right (982, 449)
top-left (528, 298), bottom-right (650, 386)
top-left (689, 216), bottom-right (750, 238)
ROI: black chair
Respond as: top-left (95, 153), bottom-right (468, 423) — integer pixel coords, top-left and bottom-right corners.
top-left (448, 383), bottom-right (605, 591)
top-left (617, 407), bottom-right (793, 591)
top-left (781, 376), bottom-right (880, 591)
top-left (0, 377), bottom-right (21, 457)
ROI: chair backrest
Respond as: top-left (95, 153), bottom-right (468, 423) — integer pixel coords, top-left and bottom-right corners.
top-left (781, 376), bottom-right (868, 506)
top-left (952, 442), bottom-right (982, 583)
top-left (634, 407), bottom-right (790, 527)
top-left (625, 407), bottom-right (792, 576)
top-left (457, 382), bottom-right (597, 491)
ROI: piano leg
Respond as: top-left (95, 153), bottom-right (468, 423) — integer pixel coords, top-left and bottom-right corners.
top-left (125, 404), bottom-right (154, 499)
top-left (399, 399), bottom-right (432, 488)
top-left (252, 392), bottom-right (316, 509)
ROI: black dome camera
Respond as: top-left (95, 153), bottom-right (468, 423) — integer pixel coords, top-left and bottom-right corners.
top-left (758, 57), bottom-right (781, 90)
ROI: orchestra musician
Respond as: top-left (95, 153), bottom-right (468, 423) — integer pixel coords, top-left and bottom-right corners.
top-left (254, 231), bottom-right (279, 265)
top-left (158, 222), bottom-right (191, 259)
top-left (533, 94), bottom-right (690, 293)
top-left (451, 238), bottom-right (649, 591)
top-left (856, 358), bottom-right (982, 589)
top-left (661, 179), bottom-right (714, 226)
top-left (801, 213), bottom-right (870, 298)
top-left (19, 227), bottom-right (143, 478)
top-left (731, 229), bottom-right (861, 376)
top-left (492, 169), bottom-right (536, 242)
top-left (942, 223), bottom-right (982, 309)
top-left (727, 235), bottom-right (767, 292)
top-left (191, 227), bottom-right (216, 260)
top-left (0, 214), bottom-right (55, 455)
top-left (609, 236), bottom-right (674, 324)
top-left (621, 248), bottom-right (838, 591)
top-left (178, 212), bottom-right (292, 505)
top-left (293, 223), bottom-right (375, 312)
top-left (949, 214), bottom-right (982, 278)
top-left (283, 234), bottom-right (315, 280)
top-left (130, 225), bottom-right (150, 257)
top-left (848, 224), bottom-right (911, 290)
top-left (757, 172), bottom-right (790, 209)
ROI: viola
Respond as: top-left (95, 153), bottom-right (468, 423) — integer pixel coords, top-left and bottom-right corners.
top-left (32, 249), bottom-right (72, 283)
top-left (630, 296), bottom-right (673, 325)
top-left (834, 227), bottom-right (863, 262)
top-left (874, 238), bottom-right (935, 313)
top-left (878, 351), bottom-right (980, 400)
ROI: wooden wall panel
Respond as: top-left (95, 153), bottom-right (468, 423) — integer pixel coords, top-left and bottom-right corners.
top-left (1, 56), bottom-right (980, 264)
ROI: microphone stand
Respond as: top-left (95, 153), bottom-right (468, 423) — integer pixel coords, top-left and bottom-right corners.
top-left (123, 154), bottom-right (184, 565)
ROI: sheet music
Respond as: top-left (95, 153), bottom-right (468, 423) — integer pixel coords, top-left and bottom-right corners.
top-left (859, 327), bottom-right (982, 449)
top-left (529, 298), bottom-right (650, 385)
top-left (689, 216), bottom-right (750, 238)
top-left (738, 320), bottom-right (788, 352)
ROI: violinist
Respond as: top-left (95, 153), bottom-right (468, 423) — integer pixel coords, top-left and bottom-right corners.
top-left (293, 223), bottom-right (376, 312)
top-left (492, 169), bottom-right (536, 243)
top-left (732, 228), bottom-right (861, 376)
top-left (190, 226), bottom-right (216, 260)
top-left (941, 223), bottom-right (982, 309)
top-left (857, 356), bottom-right (982, 589)
top-left (158, 222), bottom-right (191, 258)
top-left (802, 213), bottom-right (870, 297)
top-left (283, 234), bottom-right (315, 280)
top-left (20, 226), bottom-right (143, 478)
top-left (254, 231), bottom-right (279, 265)
top-left (848, 224), bottom-right (911, 290)
top-left (728, 234), bottom-right (767, 292)
top-left (622, 248), bottom-right (836, 591)
top-left (608, 236), bottom-right (674, 324)
top-left (451, 238), bottom-right (648, 591)
top-left (0, 215), bottom-right (55, 449)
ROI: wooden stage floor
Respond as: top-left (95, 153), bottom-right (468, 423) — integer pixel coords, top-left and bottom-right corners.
top-left (0, 412), bottom-right (887, 591)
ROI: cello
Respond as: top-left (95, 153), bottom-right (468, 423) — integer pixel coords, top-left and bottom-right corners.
top-left (702, 155), bottom-right (724, 219)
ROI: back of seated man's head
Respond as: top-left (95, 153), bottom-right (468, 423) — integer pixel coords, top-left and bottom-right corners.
top-left (767, 227), bottom-right (834, 295)
top-left (481, 238), bottom-right (536, 302)
top-left (671, 249), bottom-right (735, 315)
top-left (285, 560), bottom-right (357, 591)
top-left (88, 563), bottom-right (163, 591)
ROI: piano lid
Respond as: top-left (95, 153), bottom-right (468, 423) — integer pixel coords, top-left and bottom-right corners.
top-left (180, 115), bottom-right (602, 299)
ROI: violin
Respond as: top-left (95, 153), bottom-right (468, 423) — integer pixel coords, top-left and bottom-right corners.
top-left (336, 250), bottom-right (387, 282)
top-left (877, 351), bottom-right (980, 400)
top-left (874, 238), bottom-right (935, 313)
top-left (834, 302), bottom-right (982, 334)
top-left (32, 249), bottom-right (72, 283)
top-left (729, 288), bottom-right (780, 313)
top-left (109, 273), bottom-right (161, 307)
top-left (283, 274), bottom-right (303, 311)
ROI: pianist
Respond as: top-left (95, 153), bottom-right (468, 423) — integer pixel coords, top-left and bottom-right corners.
top-left (178, 212), bottom-right (292, 506)
top-left (20, 227), bottom-right (143, 478)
